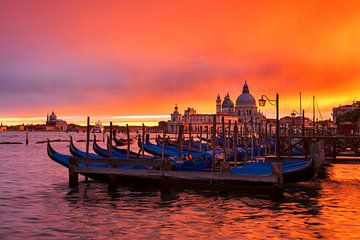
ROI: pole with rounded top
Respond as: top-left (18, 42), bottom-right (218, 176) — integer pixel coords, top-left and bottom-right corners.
top-left (276, 93), bottom-right (280, 162)
top-left (259, 93), bottom-right (280, 162)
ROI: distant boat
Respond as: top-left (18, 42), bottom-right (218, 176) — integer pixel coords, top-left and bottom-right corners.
top-left (91, 120), bottom-right (103, 133)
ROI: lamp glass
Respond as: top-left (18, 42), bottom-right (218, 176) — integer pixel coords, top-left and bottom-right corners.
top-left (258, 98), bottom-right (266, 107)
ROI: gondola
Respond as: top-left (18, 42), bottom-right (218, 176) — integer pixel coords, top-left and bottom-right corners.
top-left (94, 135), bottom-right (139, 157)
top-left (49, 140), bottom-right (213, 172)
top-left (113, 130), bottom-right (135, 146)
top-left (47, 141), bottom-right (147, 181)
top-left (156, 135), bottom-right (203, 152)
top-left (93, 135), bottom-right (157, 160)
top-left (70, 136), bottom-right (104, 159)
top-left (231, 158), bottom-right (314, 183)
top-left (156, 135), bottom-right (244, 161)
top-left (139, 134), bottom-right (212, 160)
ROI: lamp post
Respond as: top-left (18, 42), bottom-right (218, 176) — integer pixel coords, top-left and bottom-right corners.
top-left (259, 93), bottom-right (280, 161)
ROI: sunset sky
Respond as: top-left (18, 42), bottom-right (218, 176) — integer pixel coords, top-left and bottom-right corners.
top-left (1, 0), bottom-right (359, 125)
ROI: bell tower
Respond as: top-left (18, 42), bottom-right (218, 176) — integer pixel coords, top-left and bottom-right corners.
top-left (216, 94), bottom-right (221, 113)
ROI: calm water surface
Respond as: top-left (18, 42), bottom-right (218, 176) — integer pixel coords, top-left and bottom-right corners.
top-left (0, 132), bottom-right (359, 239)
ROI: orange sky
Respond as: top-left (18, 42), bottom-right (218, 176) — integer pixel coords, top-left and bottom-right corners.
top-left (0, 0), bottom-right (359, 125)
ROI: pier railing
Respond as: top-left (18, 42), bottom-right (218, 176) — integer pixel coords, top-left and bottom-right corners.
top-left (276, 135), bottom-right (360, 158)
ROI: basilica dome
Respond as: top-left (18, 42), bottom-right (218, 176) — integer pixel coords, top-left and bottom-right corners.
top-left (49, 111), bottom-right (57, 121)
top-left (236, 81), bottom-right (256, 107)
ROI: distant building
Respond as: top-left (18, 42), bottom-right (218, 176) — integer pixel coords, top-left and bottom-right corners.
top-left (0, 123), bottom-right (6, 132)
top-left (18, 125), bottom-right (25, 131)
top-left (167, 81), bottom-right (266, 134)
top-left (216, 81), bottom-right (265, 125)
top-left (46, 111), bottom-right (67, 132)
top-left (158, 121), bottom-right (167, 131)
top-left (337, 121), bottom-right (358, 135)
top-left (332, 101), bottom-right (360, 124)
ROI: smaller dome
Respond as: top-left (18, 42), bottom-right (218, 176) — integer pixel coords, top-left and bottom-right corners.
top-left (222, 93), bottom-right (234, 109)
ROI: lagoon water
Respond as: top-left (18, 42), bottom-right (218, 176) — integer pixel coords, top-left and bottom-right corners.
top-left (0, 132), bottom-right (359, 239)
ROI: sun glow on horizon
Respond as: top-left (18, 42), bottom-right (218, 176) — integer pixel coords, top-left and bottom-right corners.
top-left (0, 115), bottom-right (171, 126)
top-left (0, 1), bottom-right (359, 122)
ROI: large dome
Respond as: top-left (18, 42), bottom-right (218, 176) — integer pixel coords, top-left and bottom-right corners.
top-left (49, 111), bottom-right (57, 121)
top-left (236, 82), bottom-right (256, 107)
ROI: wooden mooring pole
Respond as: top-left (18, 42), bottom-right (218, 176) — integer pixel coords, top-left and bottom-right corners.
top-left (178, 124), bottom-right (183, 158)
top-left (205, 126), bottom-right (209, 151)
top-left (332, 136), bottom-right (337, 160)
top-left (69, 157), bottom-right (79, 188)
top-left (271, 162), bottom-right (284, 197)
top-left (250, 118), bottom-right (254, 161)
top-left (268, 124), bottom-right (272, 155)
top-left (310, 140), bottom-right (326, 178)
top-left (288, 121), bottom-right (292, 160)
top-left (240, 125), bottom-right (243, 145)
top-left (109, 122), bottom-right (113, 157)
top-left (244, 123), bottom-right (248, 162)
top-left (108, 121), bottom-right (118, 191)
top-left (126, 124), bottom-right (130, 160)
top-left (162, 129), bottom-right (165, 159)
top-left (85, 116), bottom-right (90, 183)
top-left (25, 128), bottom-right (29, 145)
top-left (257, 122), bottom-right (261, 159)
top-left (199, 126), bottom-right (203, 152)
top-left (188, 123), bottom-right (192, 148)
top-left (212, 115), bottom-right (216, 172)
top-left (265, 123), bottom-right (268, 156)
top-left (234, 121), bottom-right (238, 166)
top-left (228, 120), bottom-right (231, 152)
top-left (142, 123), bottom-right (145, 157)
top-left (220, 116), bottom-right (227, 172)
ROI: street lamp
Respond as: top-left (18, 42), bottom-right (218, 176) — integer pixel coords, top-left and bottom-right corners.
top-left (258, 93), bottom-right (280, 161)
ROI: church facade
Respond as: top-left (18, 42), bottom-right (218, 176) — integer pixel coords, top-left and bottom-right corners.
top-left (46, 111), bottom-right (68, 132)
top-left (167, 82), bottom-right (266, 134)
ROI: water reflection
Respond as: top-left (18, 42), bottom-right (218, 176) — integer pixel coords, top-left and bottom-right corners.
top-left (0, 132), bottom-right (359, 239)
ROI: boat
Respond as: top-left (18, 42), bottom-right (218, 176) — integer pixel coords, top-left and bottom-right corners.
top-left (70, 137), bottom-right (104, 158)
top-left (157, 135), bottom-right (209, 152)
top-left (93, 135), bottom-right (154, 159)
top-left (48, 140), bottom-right (148, 176)
top-left (139, 134), bottom-right (213, 160)
top-left (156, 134), bottom-right (245, 162)
top-left (91, 120), bottom-right (103, 133)
top-left (231, 158), bottom-right (314, 183)
top-left (113, 130), bottom-right (136, 146)
top-left (50, 139), bottom-right (215, 172)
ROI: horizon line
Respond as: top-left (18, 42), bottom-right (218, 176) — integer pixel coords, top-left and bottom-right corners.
top-left (0, 114), bottom-right (172, 126)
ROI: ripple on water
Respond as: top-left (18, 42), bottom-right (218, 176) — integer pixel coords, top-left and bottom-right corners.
top-left (0, 132), bottom-right (360, 239)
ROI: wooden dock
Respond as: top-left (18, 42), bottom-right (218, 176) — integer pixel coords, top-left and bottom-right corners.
top-left (263, 155), bottom-right (360, 164)
top-left (68, 157), bottom-right (285, 197)
top-left (60, 117), bottom-right (330, 198)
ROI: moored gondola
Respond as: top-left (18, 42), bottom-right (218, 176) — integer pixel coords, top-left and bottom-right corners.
top-left (113, 130), bottom-right (135, 146)
top-left (231, 158), bottom-right (314, 183)
top-left (139, 134), bottom-right (212, 160)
